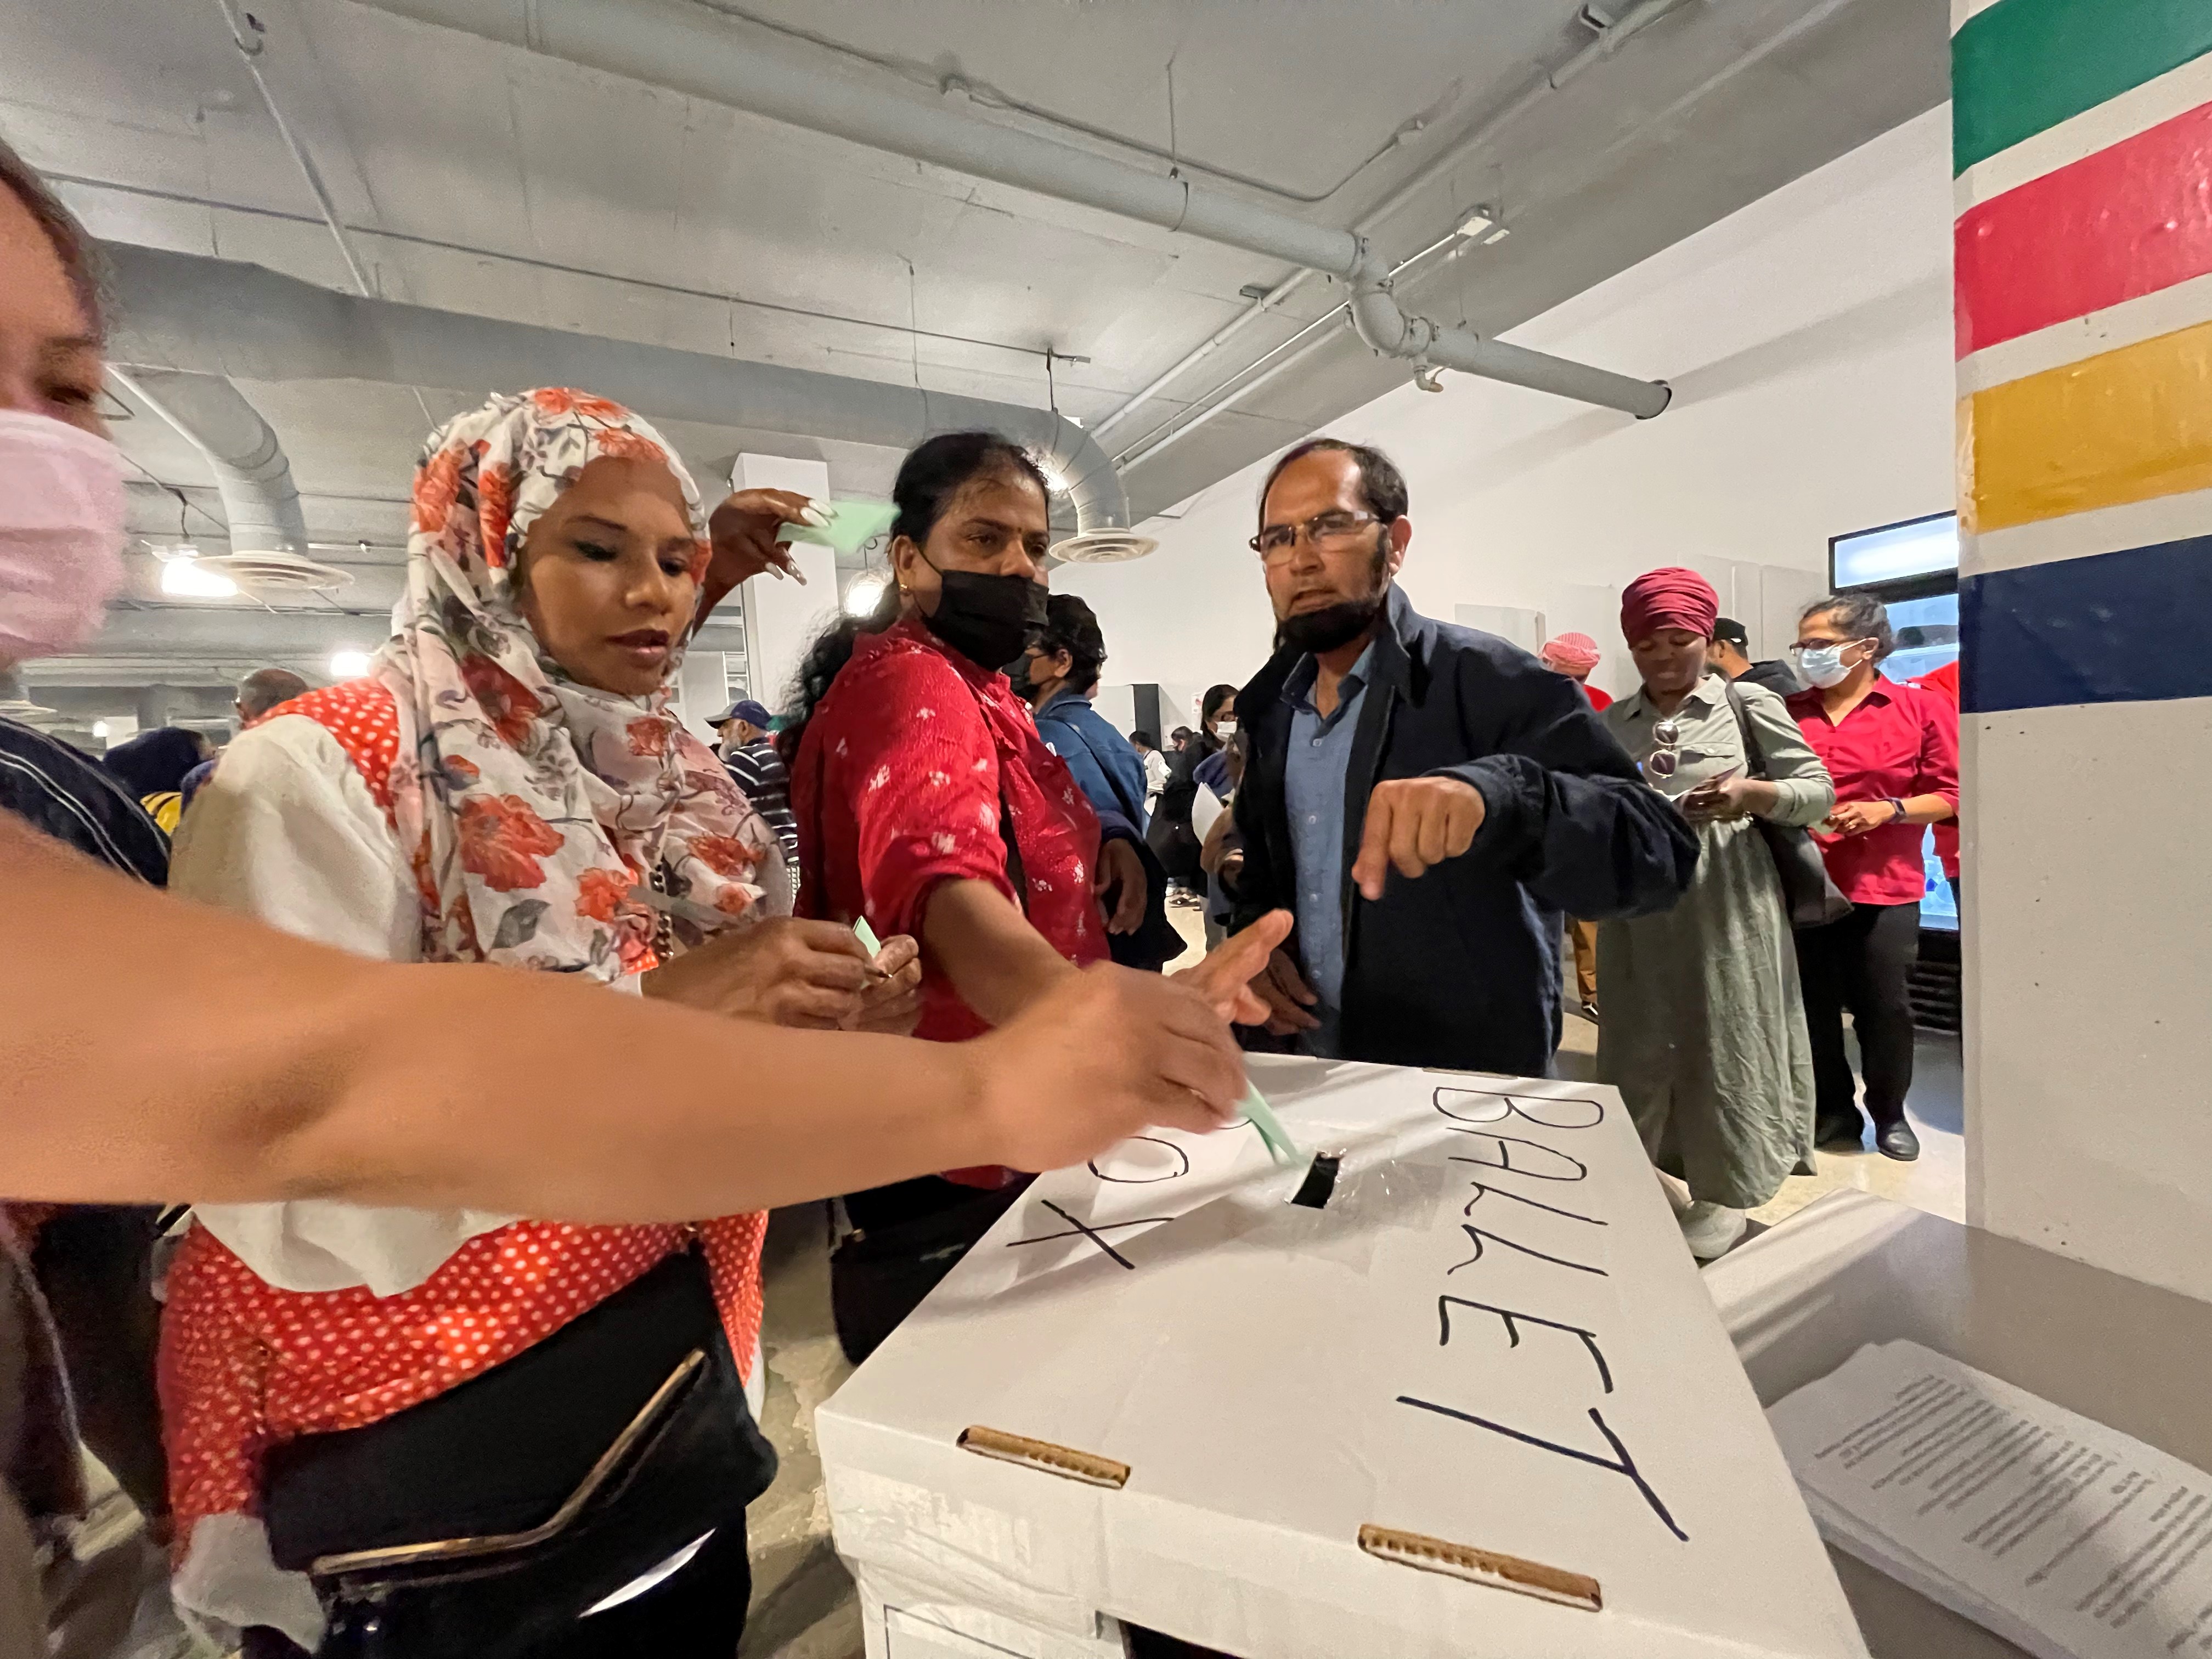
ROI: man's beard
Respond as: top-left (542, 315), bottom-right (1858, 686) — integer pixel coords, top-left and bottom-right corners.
top-left (1276, 533), bottom-right (1391, 654)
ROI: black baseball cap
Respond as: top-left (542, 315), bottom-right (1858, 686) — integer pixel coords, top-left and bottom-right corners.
top-left (1711, 617), bottom-right (1751, 650)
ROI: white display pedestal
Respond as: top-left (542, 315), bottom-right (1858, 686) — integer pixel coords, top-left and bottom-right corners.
top-left (820, 1056), bottom-right (1869, 1659)
top-left (1705, 1189), bottom-right (2212, 1659)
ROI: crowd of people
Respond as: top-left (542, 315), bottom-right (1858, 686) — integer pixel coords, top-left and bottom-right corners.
top-left (0, 133), bottom-right (1956, 1656)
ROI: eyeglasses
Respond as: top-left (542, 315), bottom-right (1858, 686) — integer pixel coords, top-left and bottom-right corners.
top-left (1644, 719), bottom-right (1681, 783)
top-left (1249, 510), bottom-right (1383, 565)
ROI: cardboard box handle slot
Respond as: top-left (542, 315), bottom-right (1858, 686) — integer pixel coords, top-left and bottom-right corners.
top-left (1357, 1524), bottom-right (1601, 1611)
top-left (958, 1426), bottom-right (1130, 1489)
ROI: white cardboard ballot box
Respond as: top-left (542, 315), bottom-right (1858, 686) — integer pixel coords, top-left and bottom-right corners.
top-left (818, 1056), bottom-right (1870, 1659)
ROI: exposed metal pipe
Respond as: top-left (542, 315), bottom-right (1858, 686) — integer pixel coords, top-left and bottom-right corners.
top-left (99, 242), bottom-right (1138, 546)
top-left (106, 367), bottom-right (311, 555)
top-left (354, 0), bottom-right (1668, 421)
top-left (1090, 0), bottom-right (1695, 441)
top-left (211, 0), bottom-right (375, 297)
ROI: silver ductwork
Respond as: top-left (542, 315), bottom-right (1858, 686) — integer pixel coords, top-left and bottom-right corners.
top-left (101, 242), bottom-right (1140, 553)
top-left (353, 0), bottom-right (1670, 421)
top-left (106, 366), bottom-right (311, 554)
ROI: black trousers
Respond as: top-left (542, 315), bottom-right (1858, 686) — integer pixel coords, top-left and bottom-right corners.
top-left (1794, 901), bottom-right (1921, 1129)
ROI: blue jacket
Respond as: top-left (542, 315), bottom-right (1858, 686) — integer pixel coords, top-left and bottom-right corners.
top-left (1232, 586), bottom-right (1697, 1074)
top-left (1034, 690), bottom-right (1149, 837)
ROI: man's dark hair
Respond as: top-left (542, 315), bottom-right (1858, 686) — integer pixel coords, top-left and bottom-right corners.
top-left (1711, 617), bottom-right (1751, 652)
top-left (1256, 437), bottom-right (1409, 529)
top-left (1034, 592), bottom-right (1108, 695)
top-left (238, 667), bottom-right (310, 723)
top-left (1128, 730), bottom-right (1158, 751)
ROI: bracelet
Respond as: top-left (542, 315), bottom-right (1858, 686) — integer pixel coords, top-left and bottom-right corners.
top-left (1884, 797), bottom-right (1909, 824)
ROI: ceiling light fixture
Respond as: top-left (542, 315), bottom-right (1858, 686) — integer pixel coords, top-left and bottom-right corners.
top-left (92, 721), bottom-right (109, 740)
top-left (843, 572), bottom-right (889, 618)
top-left (154, 544), bottom-right (239, 599)
top-left (1458, 207), bottom-right (1498, 240)
top-left (328, 649), bottom-right (373, 679)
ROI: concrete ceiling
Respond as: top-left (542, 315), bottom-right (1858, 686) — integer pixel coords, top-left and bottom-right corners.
top-left (2, 0), bottom-right (1945, 715)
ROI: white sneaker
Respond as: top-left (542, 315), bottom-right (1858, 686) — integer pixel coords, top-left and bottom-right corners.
top-left (1678, 1201), bottom-right (1747, 1261)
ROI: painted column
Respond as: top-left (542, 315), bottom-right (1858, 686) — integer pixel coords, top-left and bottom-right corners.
top-left (1954, 0), bottom-right (2212, 1298)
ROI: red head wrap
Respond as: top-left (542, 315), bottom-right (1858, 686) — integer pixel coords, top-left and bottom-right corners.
top-left (1620, 567), bottom-right (1718, 644)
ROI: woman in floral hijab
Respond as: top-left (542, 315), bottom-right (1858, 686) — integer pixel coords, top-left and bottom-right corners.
top-left (160, 389), bottom-right (919, 1656)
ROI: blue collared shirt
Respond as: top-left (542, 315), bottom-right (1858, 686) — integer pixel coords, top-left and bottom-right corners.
top-left (1282, 642), bottom-right (1373, 1057)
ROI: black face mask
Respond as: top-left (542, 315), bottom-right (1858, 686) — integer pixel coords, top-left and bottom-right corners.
top-left (1001, 649), bottom-right (1042, 701)
top-left (1278, 592), bottom-right (1386, 655)
top-left (919, 561), bottom-right (1047, 672)
top-left (1276, 531), bottom-right (1392, 656)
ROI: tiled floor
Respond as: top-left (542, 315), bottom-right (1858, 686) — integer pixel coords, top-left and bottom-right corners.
top-left (741, 904), bottom-right (1968, 1655)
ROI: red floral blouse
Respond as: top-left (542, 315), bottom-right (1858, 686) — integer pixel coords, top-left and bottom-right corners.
top-left (790, 618), bottom-right (1107, 1045)
top-left (159, 682), bottom-right (766, 1558)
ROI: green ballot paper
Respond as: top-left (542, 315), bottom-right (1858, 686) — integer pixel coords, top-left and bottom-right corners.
top-left (851, 917), bottom-right (883, 958)
top-left (777, 500), bottom-right (899, 557)
top-left (1240, 1084), bottom-right (1300, 1167)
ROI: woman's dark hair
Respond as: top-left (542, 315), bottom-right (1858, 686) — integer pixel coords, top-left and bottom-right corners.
top-left (1200, 683), bottom-right (1239, 728)
top-left (778, 431), bottom-right (1049, 764)
top-left (1035, 592), bottom-right (1107, 695)
top-left (101, 727), bottom-right (207, 799)
top-left (0, 138), bottom-right (101, 336)
top-left (1801, 592), bottom-right (1897, 661)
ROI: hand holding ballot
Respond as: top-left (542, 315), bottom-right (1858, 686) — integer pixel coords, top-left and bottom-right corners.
top-left (645, 915), bottom-right (923, 1031)
top-left (969, 961), bottom-right (1254, 1173)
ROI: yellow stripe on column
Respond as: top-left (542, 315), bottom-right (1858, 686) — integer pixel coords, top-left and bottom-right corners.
top-left (1963, 318), bottom-right (2212, 532)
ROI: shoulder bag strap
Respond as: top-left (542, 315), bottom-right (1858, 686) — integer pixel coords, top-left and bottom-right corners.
top-left (1722, 680), bottom-right (1771, 781)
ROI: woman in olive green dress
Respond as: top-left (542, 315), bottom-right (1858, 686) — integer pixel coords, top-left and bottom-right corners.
top-left (1596, 569), bottom-right (1834, 1260)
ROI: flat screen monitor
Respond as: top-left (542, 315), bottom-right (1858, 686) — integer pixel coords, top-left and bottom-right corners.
top-left (1830, 511), bottom-right (1958, 592)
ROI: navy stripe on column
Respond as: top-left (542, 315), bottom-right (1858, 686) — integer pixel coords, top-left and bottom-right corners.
top-left (1962, 533), bottom-right (2212, 713)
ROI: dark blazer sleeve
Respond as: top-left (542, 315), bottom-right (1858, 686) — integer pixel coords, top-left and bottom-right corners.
top-left (1431, 661), bottom-right (1698, 920)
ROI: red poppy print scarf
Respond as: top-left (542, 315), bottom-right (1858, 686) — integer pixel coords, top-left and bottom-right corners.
top-left (376, 388), bottom-right (783, 977)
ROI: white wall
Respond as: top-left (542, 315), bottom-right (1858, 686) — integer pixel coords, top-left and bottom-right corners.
top-left (1064, 105), bottom-right (1956, 699)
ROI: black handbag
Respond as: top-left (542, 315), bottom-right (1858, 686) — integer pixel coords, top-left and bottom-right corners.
top-left (262, 1248), bottom-right (775, 1659)
top-left (1722, 682), bottom-right (1854, 929)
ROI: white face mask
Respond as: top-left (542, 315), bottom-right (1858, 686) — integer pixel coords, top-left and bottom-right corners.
top-left (1214, 718), bottom-right (1237, 739)
top-left (1792, 642), bottom-right (1865, 689)
top-left (0, 410), bottom-right (127, 663)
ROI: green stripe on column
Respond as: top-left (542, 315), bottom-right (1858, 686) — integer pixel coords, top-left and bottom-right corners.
top-left (1954, 0), bottom-right (2212, 175)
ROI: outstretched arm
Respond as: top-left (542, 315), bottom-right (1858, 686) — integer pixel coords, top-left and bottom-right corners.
top-left (0, 816), bottom-right (1249, 1217)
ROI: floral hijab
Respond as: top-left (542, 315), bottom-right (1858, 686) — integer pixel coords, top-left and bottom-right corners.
top-left (377, 387), bottom-right (782, 979)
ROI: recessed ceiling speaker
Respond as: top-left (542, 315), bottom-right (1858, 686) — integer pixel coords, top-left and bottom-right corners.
top-left (1049, 528), bottom-right (1158, 563)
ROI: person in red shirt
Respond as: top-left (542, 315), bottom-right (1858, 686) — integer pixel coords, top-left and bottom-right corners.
top-left (1912, 656), bottom-right (1963, 915)
top-left (1538, 632), bottom-right (1610, 1013)
top-left (1540, 631), bottom-right (1614, 711)
top-left (783, 431), bottom-right (1286, 1359)
top-left (1787, 594), bottom-right (1959, 1161)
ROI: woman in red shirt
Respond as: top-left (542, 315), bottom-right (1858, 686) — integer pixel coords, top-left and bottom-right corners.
top-left (784, 432), bottom-right (1284, 1358)
top-left (1787, 593), bottom-right (1959, 1163)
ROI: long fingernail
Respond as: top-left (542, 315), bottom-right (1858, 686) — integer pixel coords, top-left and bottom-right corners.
top-left (800, 505), bottom-right (832, 527)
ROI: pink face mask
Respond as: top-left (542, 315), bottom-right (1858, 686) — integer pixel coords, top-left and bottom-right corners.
top-left (0, 409), bottom-right (127, 663)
